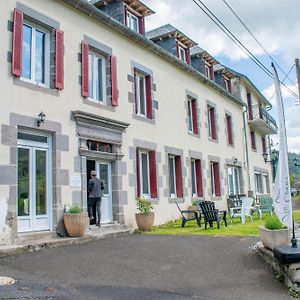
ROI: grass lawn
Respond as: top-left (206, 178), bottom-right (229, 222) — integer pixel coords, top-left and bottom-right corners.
top-left (144, 211), bottom-right (300, 236)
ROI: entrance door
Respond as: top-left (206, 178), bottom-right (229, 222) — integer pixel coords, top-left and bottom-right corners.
top-left (96, 162), bottom-right (112, 224)
top-left (17, 132), bottom-right (52, 232)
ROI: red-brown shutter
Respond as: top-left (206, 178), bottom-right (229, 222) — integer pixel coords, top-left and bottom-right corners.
top-left (209, 65), bottom-right (214, 80)
top-left (213, 163), bottom-right (221, 196)
top-left (195, 160), bottom-right (203, 197)
top-left (226, 115), bottom-right (233, 145)
top-left (228, 80), bottom-right (232, 93)
top-left (175, 156), bottom-right (183, 197)
top-left (139, 16), bottom-right (145, 35)
top-left (81, 41), bottom-right (89, 98)
top-left (12, 8), bottom-right (23, 77)
top-left (136, 148), bottom-right (141, 197)
top-left (110, 55), bottom-right (118, 107)
top-left (210, 107), bottom-right (217, 140)
top-left (247, 93), bottom-right (253, 120)
top-left (149, 151), bottom-right (157, 198)
top-left (191, 100), bottom-right (198, 134)
top-left (251, 131), bottom-right (256, 150)
top-left (176, 41), bottom-right (179, 58)
top-left (185, 48), bottom-right (191, 65)
top-left (145, 76), bottom-right (152, 119)
top-left (55, 29), bottom-right (64, 90)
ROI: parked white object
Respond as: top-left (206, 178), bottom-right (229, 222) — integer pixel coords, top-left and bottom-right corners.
top-left (230, 196), bottom-right (254, 224)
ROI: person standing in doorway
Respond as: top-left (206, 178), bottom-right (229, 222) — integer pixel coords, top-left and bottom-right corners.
top-left (88, 170), bottom-right (105, 227)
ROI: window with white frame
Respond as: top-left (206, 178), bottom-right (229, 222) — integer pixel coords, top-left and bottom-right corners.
top-left (187, 99), bottom-right (193, 132)
top-left (255, 172), bottom-right (264, 194)
top-left (22, 21), bottom-right (50, 86)
top-left (227, 166), bottom-right (241, 196)
top-left (127, 10), bottom-right (139, 33)
top-left (208, 105), bottom-right (216, 139)
top-left (263, 173), bottom-right (270, 194)
top-left (205, 63), bottom-right (213, 80)
top-left (168, 156), bottom-right (176, 197)
top-left (178, 45), bottom-right (186, 62)
top-left (88, 51), bottom-right (107, 103)
top-left (224, 77), bottom-right (231, 92)
top-left (135, 73), bottom-right (147, 117)
top-left (140, 151), bottom-right (150, 197)
top-left (191, 159), bottom-right (197, 197)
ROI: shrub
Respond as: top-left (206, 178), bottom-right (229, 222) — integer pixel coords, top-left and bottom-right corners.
top-left (136, 197), bottom-right (153, 215)
top-left (67, 204), bottom-right (82, 214)
top-left (265, 215), bottom-right (284, 230)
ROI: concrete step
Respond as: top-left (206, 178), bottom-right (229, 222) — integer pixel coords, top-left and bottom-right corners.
top-left (87, 223), bottom-right (128, 232)
top-left (17, 231), bottom-right (56, 243)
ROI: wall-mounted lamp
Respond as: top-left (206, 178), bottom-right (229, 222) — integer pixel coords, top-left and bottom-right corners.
top-left (37, 111), bottom-right (46, 127)
top-left (233, 158), bottom-right (238, 165)
top-left (263, 152), bottom-right (269, 163)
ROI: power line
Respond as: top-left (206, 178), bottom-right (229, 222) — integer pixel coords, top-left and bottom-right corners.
top-left (221, 0), bottom-right (295, 86)
top-left (191, 0), bottom-right (298, 99)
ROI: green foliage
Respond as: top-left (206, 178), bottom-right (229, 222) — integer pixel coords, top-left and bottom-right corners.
top-left (290, 173), bottom-right (295, 188)
top-left (192, 200), bottom-right (201, 206)
top-left (136, 197), bottom-right (153, 215)
top-left (265, 215), bottom-right (284, 230)
top-left (67, 204), bottom-right (82, 214)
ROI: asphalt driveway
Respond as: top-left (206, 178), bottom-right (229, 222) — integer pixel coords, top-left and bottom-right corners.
top-left (0, 235), bottom-right (292, 300)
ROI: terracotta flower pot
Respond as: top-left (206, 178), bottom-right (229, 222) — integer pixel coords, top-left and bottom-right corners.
top-left (135, 213), bottom-right (154, 231)
top-left (259, 225), bottom-right (291, 250)
top-left (64, 212), bottom-right (89, 237)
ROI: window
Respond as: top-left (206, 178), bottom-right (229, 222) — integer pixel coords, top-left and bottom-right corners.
top-left (263, 173), bottom-right (270, 194)
top-left (247, 93), bottom-right (253, 120)
top-left (187, 98), bottom-right (198, 134)
top-left (255, 172), bottom-right (264, 194)
top-left (21, 22), bottom-right (50, 86)
top-left (210, 161), bottom-right (221, 197)
top-left (168, 155), bottom-right (183, 198)
top-left (262, 137), bottom-right (267, 155)
top-left (88, 51), bottom-right (106, 102)
top-left (250, 131), bottom-right (256, 151)
top-left (191, 159), bottom-right (203, 197)
top-left (205, 63), bottom-right (214, 80)
top-left (134, 70), bottom-right (152, 119)
top-left (127, 10), bottom-right (139, 32)
top-left (226, 114), bottom-right (233, 145)
top-left (136, 149), bottom-right (157, 198)
top-left (228, 166), bottom-right (241, 196)
top-left (224, 77), bottom-right (231, 93)
top-left (178, 45), bottom-right (186, 62)
top-left (208, 106), bottom-right (217, 140)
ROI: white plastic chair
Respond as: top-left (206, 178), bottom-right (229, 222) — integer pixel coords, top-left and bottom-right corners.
top-left (230, 196), bottom-right (254, 224)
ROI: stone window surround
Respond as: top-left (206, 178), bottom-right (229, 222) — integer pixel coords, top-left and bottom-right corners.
top-left (8, 3), bottom-right (61, 93)
top-left (128, 60), bottom-right (158, 124)
top-left (187, 150), bottom-right (205, 201)
top-left (72, 110), bottom-right (129, 225)
top-left (207, 155), bottom-right (224, 201)
top-left (128, 139), bottom-right (162, 205)
top-left (80, 35), bottom-right (114, 108)
top-left (163, 146), bottom-right (187, 204)
top-left (205, 100), bottom-right (219, 143)
top-left (185, 90), bottom-right (201, 138)
top-left (1, 112), bottom-right (70, 240)
top-left (224, 109), bottom-right (235, 148)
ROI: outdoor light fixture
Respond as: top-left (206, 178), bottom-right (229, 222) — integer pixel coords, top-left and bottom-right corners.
top-left (37, 111), bottom-right (46, 127)
top-left (262, 152), bottom-right (269, 163)
top-left (294, 158), bottom-right (300, 167)
top-left (233, 158), bottom-right (238, 165)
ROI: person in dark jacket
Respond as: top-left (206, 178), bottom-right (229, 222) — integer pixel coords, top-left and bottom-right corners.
top-left (88, 170), bottom-right (105, 227)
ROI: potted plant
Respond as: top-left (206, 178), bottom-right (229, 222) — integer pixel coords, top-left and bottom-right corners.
top-left (135, 197), bottom-right (154, 231)
top-left (259, 215), bottom-right (291, 250)
top-left (64, 204), bottom-right (89, 237)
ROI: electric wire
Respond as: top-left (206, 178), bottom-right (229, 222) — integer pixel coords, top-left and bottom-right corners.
top-left (221, 0), bottom-right (295, 86)
top-left (191, 0), bottom-right (298, 99)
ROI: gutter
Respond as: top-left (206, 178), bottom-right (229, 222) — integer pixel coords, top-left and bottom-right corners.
top-left (59, 0), bottom-right (245, 108)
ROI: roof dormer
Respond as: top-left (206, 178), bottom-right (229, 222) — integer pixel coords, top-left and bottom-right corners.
top-left (92, 0), bottom-right (155, 35)
top-left (146, 24), bottom-right (197, 65)
top-left (213, 64), bottom-right (235, 93)
top-left (190, 46), bottom-right (218, 81)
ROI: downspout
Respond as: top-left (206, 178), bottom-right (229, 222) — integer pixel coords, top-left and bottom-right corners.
top-left (243, 106), bottom-right (252, 193)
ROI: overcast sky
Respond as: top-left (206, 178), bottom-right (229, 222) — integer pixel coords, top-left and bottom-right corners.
top-left (143, 0), bottom-right (300, 153)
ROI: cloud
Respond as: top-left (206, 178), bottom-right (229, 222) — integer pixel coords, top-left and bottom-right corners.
top-left (143, 0), bottom-right (300, 63)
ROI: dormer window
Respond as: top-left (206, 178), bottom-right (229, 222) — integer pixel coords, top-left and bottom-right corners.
top-left (205, 62), bottom-right (214, 80)
top-left (224, 76), bottom-right (231, 93)
top-left (126, 10), bottom-right (139, 33)
top-left (178, 45), bottom-right (186, 62)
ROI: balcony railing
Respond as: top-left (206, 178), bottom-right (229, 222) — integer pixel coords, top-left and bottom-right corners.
top-left (248, 105), bottom-right (278, 135)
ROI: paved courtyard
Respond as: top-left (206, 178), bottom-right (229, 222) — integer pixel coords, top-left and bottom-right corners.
top-left (0, 235), bottom-right (292, 300)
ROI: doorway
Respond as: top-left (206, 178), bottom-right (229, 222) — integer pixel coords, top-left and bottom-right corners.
top-left (86, 160), bottom-right (113, 224)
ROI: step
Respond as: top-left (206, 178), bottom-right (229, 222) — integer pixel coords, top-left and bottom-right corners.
top-left (16, 231), bottom-right (56, 243)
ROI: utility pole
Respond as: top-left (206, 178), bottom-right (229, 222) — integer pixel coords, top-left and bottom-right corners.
top-left (295, 58), bottom-right (300, 105)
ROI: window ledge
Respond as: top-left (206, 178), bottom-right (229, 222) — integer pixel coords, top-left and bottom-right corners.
top-left (208, 137), bottom-right (218, 143)
top-left (211, 196), bottom-right (222, 201)
top-left (83, 98), bottom-right (115, 112)
top-left (13, 77), bottom-right (59, 97)
top-left (188, 131), bottom-right (200, 138)
top-left (132, 114), bottom-right (155, 124)
top-left (227, 143), bottom-right (234, 148)
top-left (168, 197), bottom-right (184, 204)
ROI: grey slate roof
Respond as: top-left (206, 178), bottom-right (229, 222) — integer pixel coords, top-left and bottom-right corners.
top-left (190, 46), bottom-right (205, 56)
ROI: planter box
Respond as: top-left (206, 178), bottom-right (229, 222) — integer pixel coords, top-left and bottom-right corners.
top-left (259, 225), bottom-right (291, 250)
top-left (64, 212), bottom-right (89, 237)
top-left (135, 213), bottom-right (154, 231)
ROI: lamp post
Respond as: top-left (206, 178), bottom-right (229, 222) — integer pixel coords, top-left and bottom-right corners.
top-left (263, 149), bottom-right (279, 182)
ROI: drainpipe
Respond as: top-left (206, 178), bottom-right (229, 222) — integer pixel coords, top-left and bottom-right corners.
top-left (243, 106), bottom-right (252, 193)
